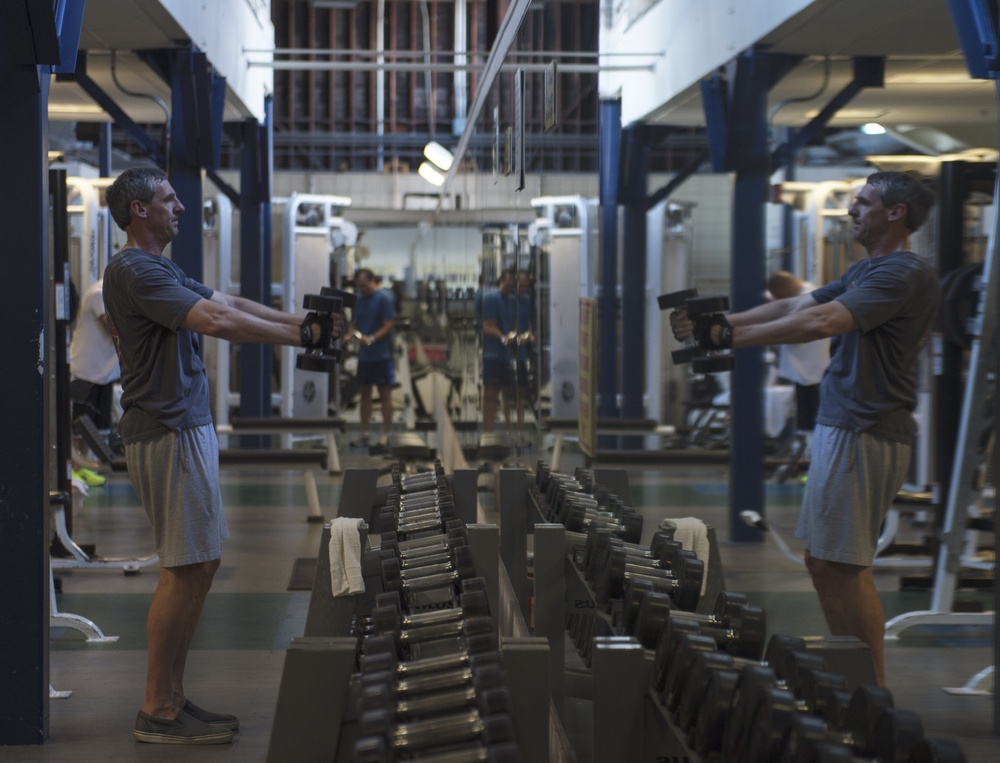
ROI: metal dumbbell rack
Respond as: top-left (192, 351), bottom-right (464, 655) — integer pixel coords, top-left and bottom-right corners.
top-left (497, 465), bottom-right (972, 762)
top-left (268, 465), bottom-right (572, 763)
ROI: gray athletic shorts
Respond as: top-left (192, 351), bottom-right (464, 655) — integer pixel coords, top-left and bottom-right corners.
top-left (794, 424), bottom-right (910, 566)
top-left (124, 423), bottom-right (229, 568)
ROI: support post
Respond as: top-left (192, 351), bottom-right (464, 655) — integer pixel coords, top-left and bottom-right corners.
top-left (0, 31), bottom-right (51, 744)
top-left (598, 98), bottom-right (621, 427)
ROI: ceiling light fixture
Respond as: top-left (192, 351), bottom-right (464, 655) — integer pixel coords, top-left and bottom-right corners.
top-left (861, 123), bottom-right (886, 135)
top-left (423, 141), bottom-right (454, 172)
top-left (418, 161), bottom-right (446, 186)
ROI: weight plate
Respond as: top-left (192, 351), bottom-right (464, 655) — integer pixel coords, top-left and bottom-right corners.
top-left (671, 345), bottom-right (703, 364)
top-left (302, 293), bottom-right (343, 312)
top-left (693, 354), bottom-right (735, 374)
top-left (686, 295), bottom-right (730, 315)
top-left (657, 288), bottom-right (699, 310)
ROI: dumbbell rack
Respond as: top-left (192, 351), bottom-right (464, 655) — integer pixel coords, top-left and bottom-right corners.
top-left (496, 465), bottom-right (967, 763)
top-left (268, 465), bottom-right (574, 763)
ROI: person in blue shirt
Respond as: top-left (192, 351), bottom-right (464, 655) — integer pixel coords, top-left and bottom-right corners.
top-left (103, 167), bottom-right (343, 744)
top-left (511, 270), bottom-right (536, 429)
top-left (349, 268), bottom-right (396, 448)
top-left (671, 171), bottom-right (938, 687)
top-left (480, 270), bottom-right (515, 432)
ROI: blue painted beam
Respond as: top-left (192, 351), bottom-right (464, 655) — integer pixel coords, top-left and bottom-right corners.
top-left (0, 45), bottom-right (51, 745)
top-left (239, 101), bottom-right (276, 441)
top-left (53, 0), bottom-right (86, 74)
top-left (947, 0), bottom-right (1000, 79)
top-left (772, 57), bottom-right (883, 168)
top-left (65, 53), bottom-right (165, 165)
top-left (598, 98), bottom-right (621, 424)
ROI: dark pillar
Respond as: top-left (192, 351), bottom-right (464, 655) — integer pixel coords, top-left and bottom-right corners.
top-left (98, 122), bottom-right (112, 177)
top-left (727, 52), bottom-right (770, 542)
top-left (239, 99), bottom-right (275, 443)
top-left (598, 98), bottom-right (621, 423)
top-left (169, 49), bottom-right (206, 282)
top-left (619, 125), bottom-right (650, 437)
top-left (0, 56), bottom-right (51, 746)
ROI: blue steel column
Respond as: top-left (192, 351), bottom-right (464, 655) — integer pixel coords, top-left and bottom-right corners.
top-left (727, 52), bottom-right (770, 542)
top-left (619, 125), bottom-right (649, 438)
top-left (0, 53), bottom-right (51, 746)
top-left (169, 49), bottom-right (207, 282)
top-left (239, 99), bottom-right (275, 443)
top-left (598, 98), bottom-right (621, 426)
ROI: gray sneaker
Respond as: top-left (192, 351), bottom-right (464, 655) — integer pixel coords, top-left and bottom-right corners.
top-left (133, 709), bottom-right (234, 745)
top-left (183, 699), bottom-right (240, 731)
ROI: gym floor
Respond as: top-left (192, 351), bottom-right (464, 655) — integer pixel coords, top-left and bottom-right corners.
top-left (4, 435), bottom-right (996, 762)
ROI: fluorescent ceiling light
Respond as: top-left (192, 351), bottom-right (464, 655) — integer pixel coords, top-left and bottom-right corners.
top-left (861, 123), bottom-right (885, 135)
top-left (49, 103), bottom-right (106, 115)
top-left (423, 141), bottom-right (454, 172)
top-left (418, 161), bottom-right (446, 186)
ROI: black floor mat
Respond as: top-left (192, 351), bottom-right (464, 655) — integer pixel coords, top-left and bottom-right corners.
top-left (287, 557), bottom-right (317, 591)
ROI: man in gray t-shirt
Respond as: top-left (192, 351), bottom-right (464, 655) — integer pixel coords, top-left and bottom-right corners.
top-left (671, 171), bottom-right (938, 687)
top-left (103, 168), bottom-right (343, 745)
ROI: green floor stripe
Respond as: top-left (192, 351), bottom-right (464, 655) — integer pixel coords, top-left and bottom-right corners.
top-left (51, 593), bottom-right (308, 651)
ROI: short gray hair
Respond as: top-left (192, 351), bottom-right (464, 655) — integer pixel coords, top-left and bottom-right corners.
top-left (105, 167), bottom-right (168, 230)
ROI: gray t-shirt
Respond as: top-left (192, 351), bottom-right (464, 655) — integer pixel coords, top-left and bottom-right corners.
top-left (103, 248), bottom-right (214, 444)
top-left (812, 251), bottom-right (939, 443)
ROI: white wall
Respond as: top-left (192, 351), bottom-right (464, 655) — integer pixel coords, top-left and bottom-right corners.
top-left (211, 169), bottom-right (738, 293)
top-left (161, 0), bottom-right (274, 120)
top-left (600, 0), bottom-right (815, 126)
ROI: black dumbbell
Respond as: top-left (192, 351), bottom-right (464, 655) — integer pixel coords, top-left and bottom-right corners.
top-left (673, 636), bottom-right (843, 742)
top-left (382, 542), bottom-right (478, 598)
top-left (581, 526), bottom-right (676, 581)
top-left (369, 590), bottom-right (491, 647)
top-left (907, 737), bottom-right (968, 763)
top-left (379, 505), bottom-right (462, 537)
top-left (360, 631), bottom-right (500, 681)
top-left (632, 587), bottom-right (764, 657)
top-left (380, 526), bottom-right (468, 559)
top-left (727, 669), bottom-right (897, 762)
top-left (382, 500), bottom-right (458, 534)
top-left (594, 543), bottom-right (705, 609)
top-left (662, 629), bottom-right (808, 712)
top-left (379, 535), bottom-right (469, 571)
top-left (360, 658), bottom-right (509, 722)
top-left (357, 705), bottom-right (515, 758)
top-left (297, 292), bottom-right (348, 372)
top-left (658, 288), bottom-right (735, 373)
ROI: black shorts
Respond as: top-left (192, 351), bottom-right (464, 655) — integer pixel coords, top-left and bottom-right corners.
top-left (71, 378), bottom-right (115, 429)
top-left (482, 358), bottom-right (513, 388)
top-left (357, 359), bottom-right (394, 388)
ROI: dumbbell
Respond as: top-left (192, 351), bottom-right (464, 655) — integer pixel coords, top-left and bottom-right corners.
top-left (687, 637), bottom-right (856, 759)
top-left (296, 289), bottom-right (355, 372)
top-left (368, 591), bottom-right (491, 650)
top-left (627, 585), bottom-right (761, 653)
top-left (360, 623), bottom-right (500, 679)
top-left (380, 525), bottom-right (468, 558)
top-left (379, 501), bottom-right (461, 537)
top-left (380, 535), bottom-right (469, 572)
top-left (360, 656), bottom-right (509, 721)
top-left (593, 542), bottom-right (705, 609)
top-left (722, 662), bottom-right (897, 762)
top-left (381, 498), bottom-right (458, 532)
top-left (393, 462), bottom-right (446, 493)
top-left (382, 542), bottom-right (478, 598)
top-left (768, 684), bottom-right (925, 763)
top-left (357, 741), bottom-right (523, 763)
top-left (670, 633), bottom-right (842, 744)
top-left (580, 525), bottom-right (676, 581)
top-left (353, 709), bottom-right (516, 762)
top-left (658, 288), bottom-right (735, 373)
top-left (560, 500), bottom-right (643, 544)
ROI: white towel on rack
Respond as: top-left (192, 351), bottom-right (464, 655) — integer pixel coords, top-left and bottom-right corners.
top-left (328, 517), bottom-right (366, 596)
top-left (659, 516), bottom-right (710, 596)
